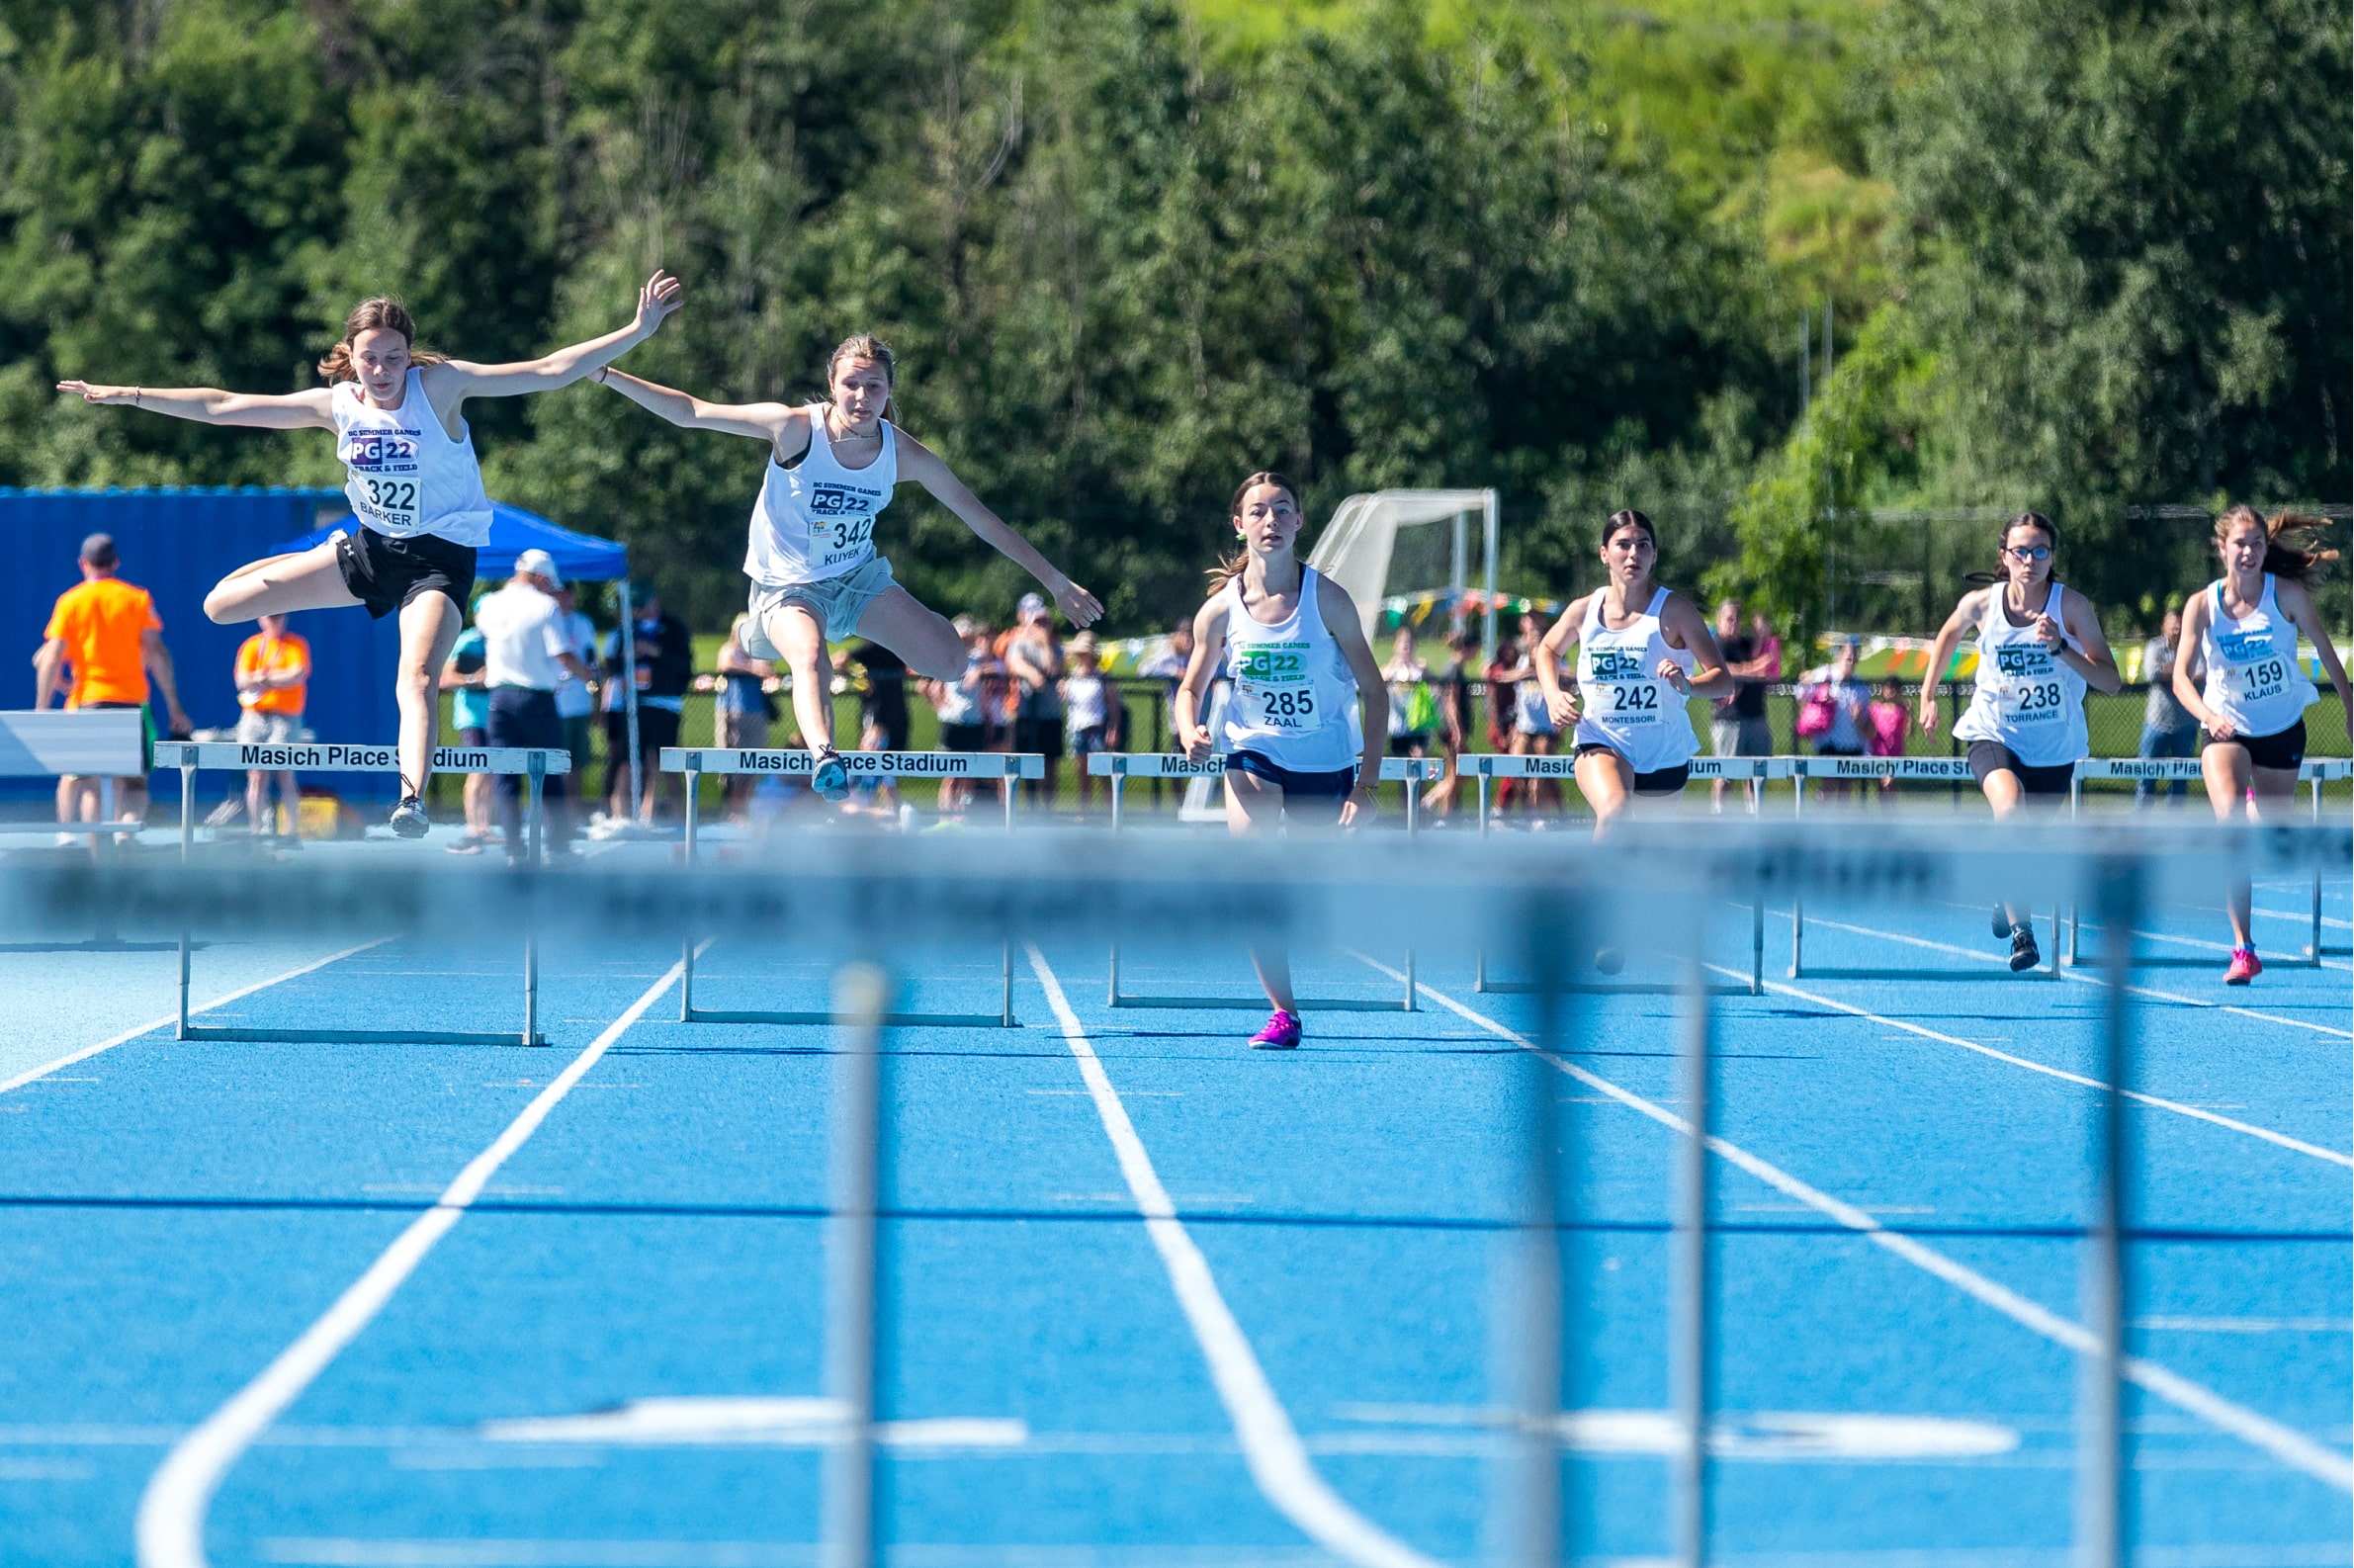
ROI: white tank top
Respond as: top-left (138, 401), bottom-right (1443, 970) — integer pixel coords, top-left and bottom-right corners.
top-left (2199, 574), bottom-right (2316, 739)
top-left (744, 404), bottom-right (898, 587)
top-left (1218, 566), bottom-right (1361, 772)
top-left (1951, 581), bottom-right (2090, 765)
top-left (331, 370), bottom-right (492, 547)
top-left (1573, 586), bottom-right (1698, 774)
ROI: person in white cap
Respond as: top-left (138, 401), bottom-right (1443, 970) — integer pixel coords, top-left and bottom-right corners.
top-left (472, 548), bottom-right (592, 859)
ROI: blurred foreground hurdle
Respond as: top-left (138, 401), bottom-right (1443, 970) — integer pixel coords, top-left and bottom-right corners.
top-left (0, 708), bottom-right (160, 951)
top-left (664, 747), bottom-right (1044, 1027)
top-left (1090, 752), bottom-right (1445, 1010)
top-left (153, 740), bottom-right (568, 1047)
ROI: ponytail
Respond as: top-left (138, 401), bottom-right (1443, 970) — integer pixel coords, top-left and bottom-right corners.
top-left (316, 297), bottom-right (446, 383)
top-left (2216, 503), bottom-right (2339, 583)
top-left (1209, 471), bottom-right (1301, 589)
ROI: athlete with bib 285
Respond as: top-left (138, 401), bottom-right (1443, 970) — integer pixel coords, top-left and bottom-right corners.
top-left (1530, 509), bottom-right (1733, 835)
top-left (2169, 506), bottom-right (2349, 985)
top-left (1177, 473), bottom-right (1388, 1050)
top-left (596, 335), bottom-right (1100, 801)
top-left (57, 272), bottom-right (684, 836)
top-left (1918, 512), bottom-right (2121, 971)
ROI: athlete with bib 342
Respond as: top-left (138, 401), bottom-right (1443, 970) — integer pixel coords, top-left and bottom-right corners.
top-left (57, 272), bottom-right (684, 837)
top-left (596, 335), bottom-right (1100, 802)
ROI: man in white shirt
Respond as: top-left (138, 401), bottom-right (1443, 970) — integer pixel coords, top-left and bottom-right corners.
top-left (473, 549), bottom-right (593, 861)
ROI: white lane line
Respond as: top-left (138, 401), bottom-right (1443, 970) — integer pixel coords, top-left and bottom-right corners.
top-left (1023, 945), bottom-right (1441, 1568)
top-left (1353, 958), bottom-right (2354, 1494)
top-left (135, 954), bottom-right (692, 1568)
top-left (0, 939), bottom-right (394, 1097)
top-left (2116, 923), bottom-right (2353, 974)
top-left (1790, 910), bottom-right (2353, 1041)
top-left (1702, 963), bottom-right (2352, 1170)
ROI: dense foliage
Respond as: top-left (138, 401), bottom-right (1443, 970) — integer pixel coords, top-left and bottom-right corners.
top-left (0, 0), bottom-right (2343, 639)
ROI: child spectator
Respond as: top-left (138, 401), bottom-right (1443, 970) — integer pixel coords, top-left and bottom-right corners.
top-left (1867, 676), bottom-right (1909, 803)
top-left (924, 616), bottom-right (999, 815)
top-left (1063, 631), bottom-right (1110, 812)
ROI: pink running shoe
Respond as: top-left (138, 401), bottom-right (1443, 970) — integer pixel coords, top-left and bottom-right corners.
top-left (2223, 947), bottom-right (2262, 986)
top-left (1249, 1009), bottom-right (1303, 1050)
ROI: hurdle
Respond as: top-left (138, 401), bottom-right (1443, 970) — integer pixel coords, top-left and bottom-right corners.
top-left (1091, 753), bottom-right (1443, 1010)
top-left (2065, 755), bottom-right (2351, 967)
top-left (664, 747), bottom-right (1046, 1027)
top-left (154, 740), bottom-right (568, 1046)
top-left (1788, 753), bottom-right (2059, 979)
top-left (0, 709), bottom-right (168, 951)
top-left (1463, 752), bottom-right (1780, 996)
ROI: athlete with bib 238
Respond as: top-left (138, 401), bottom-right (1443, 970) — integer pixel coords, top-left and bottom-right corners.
top-left (57, 272), bottom-right (684, 837)
top-left (1918, 512), bottom-right (2121, 972)
top-left (596, 336), bottom-right (1100, 802)
top-left (2170, 506), bottom-right (2350, 985)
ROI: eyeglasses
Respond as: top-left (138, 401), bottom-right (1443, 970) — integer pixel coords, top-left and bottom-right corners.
top-left (2005, 545), bottom-right (2052, 562)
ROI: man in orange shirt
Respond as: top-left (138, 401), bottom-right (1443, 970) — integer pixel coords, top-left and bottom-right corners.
top-left (234, 613), bottom-right (310, 838)
top-left (32, 534), bottom-right (192, 829)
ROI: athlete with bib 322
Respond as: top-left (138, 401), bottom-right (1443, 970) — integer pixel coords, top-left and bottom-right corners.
top-left (1177, 473), bottom-right (1388, 1051)
top-left (58, 273), bottom-right (683, 836)
top-left (1530, 509), bottom-right (1733, 835)
top-left (597, 335), bottom-right (1099, 801)
top-left (1919, 512), bottom-right (2121, 972)
top-left (2170, 506), bottom-right (2349, 985)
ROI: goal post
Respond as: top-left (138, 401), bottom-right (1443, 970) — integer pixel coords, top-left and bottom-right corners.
top-left (1306, 488), bottom-right (1501, 663)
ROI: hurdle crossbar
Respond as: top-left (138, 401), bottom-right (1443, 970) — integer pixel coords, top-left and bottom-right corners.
top-left (1786, 753), bottom-right (2059, 979)
top-left (1463, 753), bottom-right (1781, 996)
top-left (2066, 756), bottom-right (2348, 967)
top-left (154, 740), bottom-right (567, 1047)
top-left (1094, 753), bottom-right (1440, 1010)
top-left (664, 748), bottom-right (1044, 1028)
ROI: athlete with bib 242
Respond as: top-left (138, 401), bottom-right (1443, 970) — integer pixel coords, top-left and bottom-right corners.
top-left (1918, 512), bottom-right (2121, 972)
top-left (1530, 509), bottom-right (1733, 835)
top-left (2169, 506), bottom-right (2349, 984)
top-left (1176, 473), bottom-right (1388, 1050)
top-left (57, 272), bottom-right (684, 836)
top-left (596, 335), bottom-right (1100, 801)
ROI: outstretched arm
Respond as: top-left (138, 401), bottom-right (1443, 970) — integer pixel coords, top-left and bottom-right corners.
top-left (899, 434), bottom-right (1102, 628)
top-left (430, 271), bottom-right (683, 401)
top-left (598, 368), bottom-right (806, 447)
top-left (55, 381), bottom-right (333, 431)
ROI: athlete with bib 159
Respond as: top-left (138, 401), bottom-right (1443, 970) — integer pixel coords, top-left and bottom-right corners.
top-left (1918, 512), bottom-right (2121, 972)
top-left (1531, 509), bottom-right (1733, 835)
top-left (596, 336), bottom-right (1099, 802)
top-left (1177, 473), bottom-right (1388, 1051)
top-left (2170, 506), bottom-right (2349, 985)
top-left (57, 272), bottom-right (685, 838)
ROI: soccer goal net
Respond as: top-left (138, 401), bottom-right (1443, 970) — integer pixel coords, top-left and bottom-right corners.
top-left (1307, 488), bottom-right (1499, 655)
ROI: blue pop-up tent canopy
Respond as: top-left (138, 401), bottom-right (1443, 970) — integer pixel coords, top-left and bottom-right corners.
top-left (274, 501), bottom-right (630, 581)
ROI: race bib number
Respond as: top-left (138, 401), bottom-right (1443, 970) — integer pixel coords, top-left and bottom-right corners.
top-left (813, 510), bottom-right (878, 568)
top-left (1235, 642), bottom-right (1325, 734)
top-left (1993, 645), bottom-right (2062, 724)
top-left (1585, 646), bottom-right (1660, 725)
top-left (344, 428), bottom-right (423, 533)
top-left (2234, 656), bottom-right (2289, 705)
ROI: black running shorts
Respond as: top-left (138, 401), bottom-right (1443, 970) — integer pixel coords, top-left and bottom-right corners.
top-left (336, 527), bottom-right (478, 620)
top-left (2217, 718), bottom-right (2307, 772)
top-left (1572, 741), bottom-right (1691, 796)
top-left (1965, 740), bottom-right (2075, 797)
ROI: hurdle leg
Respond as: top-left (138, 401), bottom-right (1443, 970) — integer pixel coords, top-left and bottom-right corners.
top-left (1751, 887), bottom-right (1764, 997)
top-left (2309, 773), bottom-right (2324, 964)
top-left (1109, 771), bottom-right (1123, 832)
top-left (1403, 948), bottom-right (1417, 1011)
top-left (1002, 940), bottom-right (1015, 1027)
top-left (528, 754), bottom-right (547, 867)
top-left (1005, 775), bottom-right (1018, 830)
top-left (522, 934), bottom-right (540, 1047)
top-left (1788, 776), bottom-right (1805, 978)
top-left (683, 762), bottom-right (701, 863)
top-left (179, 760), bottom-right (196, 858)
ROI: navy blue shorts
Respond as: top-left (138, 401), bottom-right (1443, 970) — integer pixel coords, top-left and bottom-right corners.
top-left (1225, 750), bottom-right (1355, 822)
